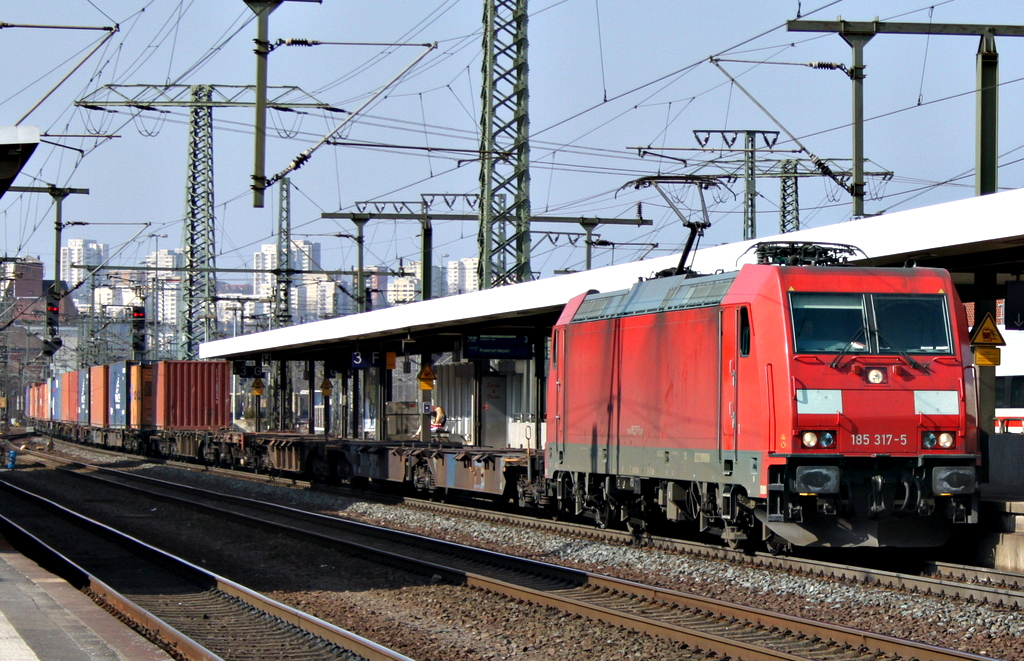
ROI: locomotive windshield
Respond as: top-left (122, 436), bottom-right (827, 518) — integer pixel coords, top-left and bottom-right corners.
top-left (791, 292), bottom-right (952, 355)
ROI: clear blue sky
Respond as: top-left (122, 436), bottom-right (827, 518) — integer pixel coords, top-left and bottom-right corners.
top-left (2, 0), bottom-right (1023, 284)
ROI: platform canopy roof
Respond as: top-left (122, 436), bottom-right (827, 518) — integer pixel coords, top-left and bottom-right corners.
top-left (201, 187), bottom-right (1024, 362)
top-left (0, 126), bottom-right (39, 200)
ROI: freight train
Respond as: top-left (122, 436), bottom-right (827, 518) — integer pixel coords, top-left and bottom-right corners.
top-left (22, 242), bottom-right (982, 550)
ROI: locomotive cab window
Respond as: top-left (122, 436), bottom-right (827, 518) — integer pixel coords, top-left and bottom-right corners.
top-left (872, 294), bottom-right (951, 354)
top-left (790, 292), bottom-right (952, 355)
top-left (792, 293), bottom-right (867, 353)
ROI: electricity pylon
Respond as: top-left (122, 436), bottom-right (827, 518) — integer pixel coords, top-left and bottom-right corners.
top-left (479, 0), bottom-right (531, 288)
top-left (76, 84), bottom-right (335, 357)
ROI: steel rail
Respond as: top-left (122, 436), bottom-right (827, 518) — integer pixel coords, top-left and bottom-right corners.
top-left (39, 456), bottom-right (999, 661)
top-left (0, 513), bottom-right (224, 661)
top-left (0, 479), bottom-right (413, 661)
top-left (402, 495), bottom-right (1024, 608)
top-left (27, 442), bottom-right (1024, 608)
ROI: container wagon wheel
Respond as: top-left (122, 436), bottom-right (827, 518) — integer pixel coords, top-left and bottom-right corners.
top-left (309, 454), bottom-right (330, 482)
top-left (413, 462), bottom-right (435, 494)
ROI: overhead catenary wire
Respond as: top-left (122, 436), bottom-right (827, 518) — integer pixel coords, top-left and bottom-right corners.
top-left (269, 42), bottom-right (438, 186)
top-left (8, 0), bottom-right (1024, 287)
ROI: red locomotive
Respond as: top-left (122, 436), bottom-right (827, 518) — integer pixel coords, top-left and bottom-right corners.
top-left (545, 242), bottom-right (980, 549)
top-left (22, 242), bottom-right (981, 551)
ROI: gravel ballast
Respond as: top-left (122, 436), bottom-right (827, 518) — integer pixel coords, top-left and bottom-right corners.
top-left (9, 442), bottom-right (1024, 660)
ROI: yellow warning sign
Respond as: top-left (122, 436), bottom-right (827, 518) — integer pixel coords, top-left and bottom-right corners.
top-left (974, 346), bottom-right (1001, 366)
top-left (417, 365), bottom-right (436, 380)
top-left (970, 312), bottom-right (1006, 346)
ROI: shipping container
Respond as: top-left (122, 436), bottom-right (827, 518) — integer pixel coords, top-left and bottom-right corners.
top-left (129, 362), bottom-right (154, 429)
top-left (36, 382), bottom-right (49, 421)
top-left (153, 360), bottom-right (231, 430)
top-left (77, 368), bottom-right (90, 424)
top-left (109, 361), bottom-right (129, 428)
top-left (43, 381), bottom-right (51, 421)
top-left (89, 365), bottom-right (109, 427)
top-left (25, 384), bottom-right (43, 420)
top-left (50, 376), bottom-right (61, 422)
top-left (26, 384), bottom-right (36, 420)
top-left (60, 371), bottom-right (77, 423)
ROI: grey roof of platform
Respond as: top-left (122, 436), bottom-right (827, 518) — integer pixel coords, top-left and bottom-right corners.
top-left (200, 187), bottom-right (1024, 359)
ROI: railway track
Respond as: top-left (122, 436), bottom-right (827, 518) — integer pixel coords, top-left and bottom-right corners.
top-left (347, 482), bottom-right (1024, 610)
top-left (0, 478), bottom-right (412, 661)
top-left (20, 439), bottom-right (1024, 608)
top-left (9, 452), bottom-right (1000, 661)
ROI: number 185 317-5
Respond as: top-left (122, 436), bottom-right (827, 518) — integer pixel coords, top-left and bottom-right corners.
top-left (851, 434), bottom-right (907, 446)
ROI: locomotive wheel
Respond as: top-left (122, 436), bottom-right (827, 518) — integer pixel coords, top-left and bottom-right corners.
top-left (593, 502), bottom-right (612, 529)
top-left (723, 526), bottom-right (745, 550)
top-left (765, 535), bottom-right (792, 555)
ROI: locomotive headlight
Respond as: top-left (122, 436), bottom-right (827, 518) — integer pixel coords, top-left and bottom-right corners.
top-left (938, 432), bottom-right (955, 448)
top-left (801, 431), bottom-right (818, 448)
top-left (867, 368), bottom-right (885, 384)
top-left (819, 431), bottom-right (836, 448)
top-left (922, 432), bottom-right (938, 449)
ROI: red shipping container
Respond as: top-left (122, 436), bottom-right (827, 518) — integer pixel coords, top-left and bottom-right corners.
top-left (41, 381), bottom-right (50, 421)
top-left (89, 365), bottom-right (109, 427)
top-left (29, 383), bottom-right (40, 420)
top-left (60, 371), bottom-right (79, 423)
top-left (25, 384), bottom-right (38, 419)
top-left (153, 361), bottom-right (230, 430)
top-left (25, 384), bottom-right (34, 419)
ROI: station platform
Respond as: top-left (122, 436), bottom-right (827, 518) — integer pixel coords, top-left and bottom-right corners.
top-left (0, 534), bottom-right (169, 661)
top-left (968, 433), bottom-right (1024, 572)
top-left (970, 490), bottom-right (1024, 573)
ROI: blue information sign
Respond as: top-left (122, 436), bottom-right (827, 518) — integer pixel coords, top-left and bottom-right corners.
top-left (464, 334), bottom-right (532, 359)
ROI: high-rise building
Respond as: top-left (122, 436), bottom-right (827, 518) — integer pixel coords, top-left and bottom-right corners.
top-left (60, 238), bottom-right (107, 306)
top-left (363, 266), bottom-right (389, 311)
top-left (141, 248), bottom-right (185, 325)
top-left (387, 273), bottom-right (419, 305)
top-left (445, 257), bottom-right (480, 296)
top-left (144, 248), bottom-right (184, 277)
top-left (294, 279), bottom-right (338, 321)
top-left (253, 240), bottom-right (322, 316)
top-left (386, 260), bottom-right (444, 305)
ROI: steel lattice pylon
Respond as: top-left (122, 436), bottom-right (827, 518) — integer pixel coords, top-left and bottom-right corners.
top-left (180, 84), bottom-right (218, 359)
top-left (478, 0), bottom-right (531, 288)
top-left (779, 159), bottom-right (800, 233)
top-left (273, 177), bottom-right (292, 329)
top-left (75, 83), bottom-right (333, 357)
